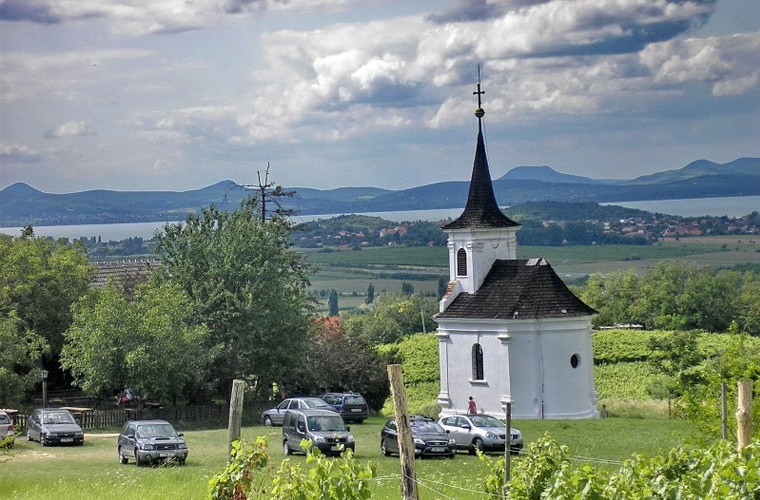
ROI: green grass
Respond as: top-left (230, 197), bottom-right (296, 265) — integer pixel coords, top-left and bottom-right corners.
top-left (0, 416), bottom-right (693, 499)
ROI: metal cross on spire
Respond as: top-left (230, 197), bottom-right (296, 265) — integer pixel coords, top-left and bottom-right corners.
top-left (474, 64), bottom-right (485, 119)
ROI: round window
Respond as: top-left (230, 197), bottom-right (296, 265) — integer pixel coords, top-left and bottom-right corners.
top-left (570, 354), bottom-right (580, 369)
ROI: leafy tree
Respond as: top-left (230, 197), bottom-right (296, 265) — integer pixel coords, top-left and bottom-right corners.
top-left (62, 281), bottom-right (210, 404)
top-left (0, 313), bottom-right (48, 408)
top-left (154, 197), bottom-right (314, 396)
top-left (438, 275), bottom-right (448, 300)
top-left (343, 293), bottom-right (436, 344)
top-left (401, 281), bottom-right (414, 296)
top-left (647, 330), bottom-right (706, 391)
top-left (287, 318), bottom-right (389, 410)
top-left (328, 289), bottom-right (339, 317)
top-left (365, 282), bottom-right (375, 305)
top-left (0, 233), bottom-right (91, 381)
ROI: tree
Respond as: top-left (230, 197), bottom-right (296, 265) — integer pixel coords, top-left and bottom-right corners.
top-left (0, 233), bottom-right (91, 383)
top-left (328, 289), bottom-right (339, 317)
top-left (343, 293), bottom-right (436, 344)
top-left (61, 281), bottom-right (210, 404)
top-left (0, 313), bottom-right (48, 408)
top-left (286, 318), bottom-right (389, 410)
top-left (438, 275), bottom-right (448, 300)
top-left (154, 197), bottom-right (314, 395)
top-left (365, 283), bottom-right (375, 305)
top-left (401, 281), bottom-right (414, 296)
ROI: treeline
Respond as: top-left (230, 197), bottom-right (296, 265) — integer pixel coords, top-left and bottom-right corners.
top-left (517, 219), bottom-right (649, 246)
top-left (582, 262), bottom-right (760, 334)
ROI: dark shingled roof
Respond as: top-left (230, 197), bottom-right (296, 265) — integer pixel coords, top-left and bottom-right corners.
top-left (437, 258), bottom-right (597, 320)
top-left (443, 126), bottom-right (520, 230)
top-left (91, 259), bottom-right (161, 289)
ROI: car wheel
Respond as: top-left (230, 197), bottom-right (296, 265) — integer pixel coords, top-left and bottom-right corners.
top-left (264, 416), bottom-right (273, 427)
top-left (118, 446), bottom-right (128, 464)
top-left (381, 438), bottom-right (390, 457)
top-left (283, 440), bottom-right (292, 456)
top-left (473, 438), bottom-right (485, 454)
top-left (135, 449), bottom-right (144, 467)
top-left (40, 435), bottom-right (47, 447)
top-left (27, 431), bottom-right (32, 442)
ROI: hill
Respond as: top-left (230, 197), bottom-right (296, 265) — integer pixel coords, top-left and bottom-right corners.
top-left (1, 157), bottom-right (758, 226)
top-left (499, 165), bottom-right (610, 185)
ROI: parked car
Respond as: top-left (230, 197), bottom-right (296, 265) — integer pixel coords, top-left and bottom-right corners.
top-left (26, 409), bottom-right (84, 446)
top-left (319, 392), bottom-right (369, 423)
top-left (438, 414), bottom-right (523, 454)
top-left (0, 411), bottom-right (14, 448)
top-left (281, 409), bottom-right (355, 457)
top-left (117, 419), bottom-right (188, 466)
top-left (380, 415), bottom-right (456, 458)
top-left (262, 397), bottom-right (337, 427)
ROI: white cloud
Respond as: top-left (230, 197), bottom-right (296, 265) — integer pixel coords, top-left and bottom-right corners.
top-left (0, 143), bottom-right (42, 162)
top-left (640, 33), bottom-right (760, 93)
top-left (0, 0), bottom-right (352, 36)
top-left (48, 121), bottom-right (92, 138)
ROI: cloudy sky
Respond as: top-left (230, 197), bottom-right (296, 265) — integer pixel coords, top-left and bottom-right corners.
top-left (1, 0), bottom-right (758, 193)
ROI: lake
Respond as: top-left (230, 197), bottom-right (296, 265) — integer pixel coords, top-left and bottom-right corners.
top-left (2, 196), bottom-right (758, 241)
top-left (0, 208), bottom-right (468, 241)
top-left (601, 195), bottom-right (760, 218)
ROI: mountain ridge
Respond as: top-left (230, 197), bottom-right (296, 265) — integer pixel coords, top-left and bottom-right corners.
top-left (2, 157), bottom-right (758, 226)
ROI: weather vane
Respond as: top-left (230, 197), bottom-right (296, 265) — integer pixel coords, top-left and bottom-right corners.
top-left (474, 64), bottom-right (485, 118)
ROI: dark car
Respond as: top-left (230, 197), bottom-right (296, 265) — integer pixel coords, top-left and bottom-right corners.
top-left (320, 392), bottom-right (369, 423)
top-left (117, 419), bottom-right (188, 466)
top-left (282, 409), bottom-right (355, 457)
top-left (380, 416), bottom-right (456, 458)
top-left (439, 414), bottom-right (523, 454)
top-left (26, 409), bottom-right (84, 446)
top-left (262, 397), bottom-right (336, 427)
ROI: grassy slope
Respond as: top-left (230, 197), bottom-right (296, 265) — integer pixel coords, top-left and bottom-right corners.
top-left (0, 417), bottom-right (692, 500)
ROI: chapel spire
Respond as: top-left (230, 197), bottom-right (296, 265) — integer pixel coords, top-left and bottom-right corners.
top-left (443, 66), bottom-right (520, 230)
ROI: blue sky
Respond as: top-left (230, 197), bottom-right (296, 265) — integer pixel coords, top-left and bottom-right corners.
top-left (1, 0), bottom-right (758, 193)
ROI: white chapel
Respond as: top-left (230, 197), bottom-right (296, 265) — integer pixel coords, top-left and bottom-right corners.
top-left (434, 81), bottom-right (599, 420)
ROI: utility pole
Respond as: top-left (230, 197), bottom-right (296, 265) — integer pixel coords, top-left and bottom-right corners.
top-left (228, 379), bottom-right (246, 461)
top-left (387, 364), bottom-right (419, 500)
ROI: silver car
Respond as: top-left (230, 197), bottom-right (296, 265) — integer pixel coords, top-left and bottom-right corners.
top-left (439, 414), bottom-right (523, 454)
top-left (0, 411), bottom-right (14, 448)
top-left (262, 397), bottom-right (336, 426)
top-left (26, 409), bottom-right (84, 446)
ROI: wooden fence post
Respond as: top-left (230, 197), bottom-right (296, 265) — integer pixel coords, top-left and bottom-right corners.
top-left (736, 379), bottom-right (753, 450)
top-left (721, 382), bottom-right (728, 440)
top-left (228, 379), bottom-right (246, 461)
top-left (387, 364), bottom-right (419, 500)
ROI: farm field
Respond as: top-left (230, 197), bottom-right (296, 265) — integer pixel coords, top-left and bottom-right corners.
top-left (0, 416), bottom-right (693, 500)
top-left (303, 238), bottom-right (760, 311)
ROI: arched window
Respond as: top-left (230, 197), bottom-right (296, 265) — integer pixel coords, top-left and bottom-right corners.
top-left (472, 343), bottom-right (484, 380)
top-left (457, 248), bottom-right (467, 276)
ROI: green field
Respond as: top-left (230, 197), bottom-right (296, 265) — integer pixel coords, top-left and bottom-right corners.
top-left (0, 416), bottom-right (693, 500)
top-left (303, 238), bottom-right (760, 312)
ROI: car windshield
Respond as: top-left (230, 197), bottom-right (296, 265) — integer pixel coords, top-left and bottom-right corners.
top-left (303, 398), bottom-right (331, 408)
top-left (345, 395), bottom-right (366, 405)
top-left (471, 416), bottom-right (504, 428)
top-left (411, 421), bottom-right (444, 434)
top-left (42, 412), bottom-right (76, 424)
top-left (136, 423), bottom-right (177, 439)
top-left (307, 416), bottom-right (346, 432)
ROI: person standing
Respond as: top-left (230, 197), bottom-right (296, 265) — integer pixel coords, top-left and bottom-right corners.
top-left (467, 396), bottom-right (478, 414)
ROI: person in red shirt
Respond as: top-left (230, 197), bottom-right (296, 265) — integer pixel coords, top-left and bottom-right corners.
top-left (467, 396), bottom-right (478, 414)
